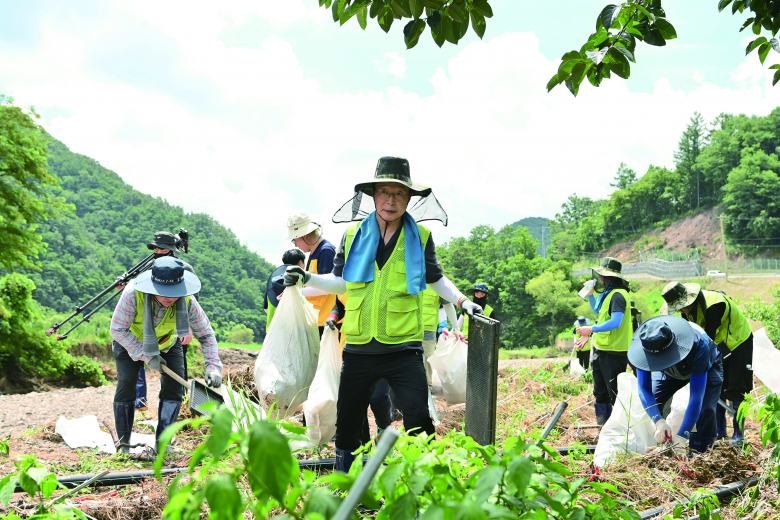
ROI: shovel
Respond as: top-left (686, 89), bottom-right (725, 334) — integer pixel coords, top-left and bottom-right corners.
top-left (562, 338), bottom-right (579, 371)
top-left (161, 365), bottom-right (224, 416)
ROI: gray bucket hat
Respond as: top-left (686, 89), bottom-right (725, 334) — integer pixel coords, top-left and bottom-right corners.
top-left (146, 231), bottom-right (179, 252)
top-left (628, 315), bottom-right (695, 372)
top-left (355, 157), bottom-right (432, 198)
top-left (134, 257), bottom-right (201, 298)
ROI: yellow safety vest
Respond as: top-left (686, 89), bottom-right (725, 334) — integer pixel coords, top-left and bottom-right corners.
top-left (129, 291), bottom-right (190, 350)
top-left (594, 289), bottom-right (631, 352)
top-left (341, 221), bottom-right (431, 345)
top-left (462, 305), bottom-right (494, 336)
top-left (693, 290), bottom-right (752, 351)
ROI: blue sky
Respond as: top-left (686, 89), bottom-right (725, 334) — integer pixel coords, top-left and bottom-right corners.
top-left (1, 0), bottom-right (779, 262)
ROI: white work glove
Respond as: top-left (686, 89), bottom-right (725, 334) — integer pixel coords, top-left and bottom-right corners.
top-left (460, 299), bottom-right (483, 318)
top-left (654, 418), bottom-right (673, 444)
top-left (205, 369), bottom-right (223, 388)
top-left (147, 355), bottom-right (166, 373)
top-left (671, 434), bottom-right (688, 460)
top-left (283, 266), bottom-right (310, 286)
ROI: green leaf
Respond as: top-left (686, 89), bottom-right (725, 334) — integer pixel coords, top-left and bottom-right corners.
top-left (427, 10), bottom-right (441, 29)
top-left (718, 0), bottom-right (734, 12)
top-left (38, 474), bottom-right (58, 500)
top-left (747, 36), bottom-right (768, 55)
top-left (557, 58), bottom-right (580, 78)
top-left (378, 5), bottom-right (395, 32)
top-left (421, 0), bottom-right (444, 8)
top-left (391, 0), bottom-right (411, 18)
top-left (507, 456), bottom-right (536, 494)
top-left (634, 3), bottom-right (656, 22)
top-left (206, 406), bottom-right (235, 458)
top-left (205, 474), bottom-right (245, 520)
top-left (409, 0), bottom-right (424, 18)
top-left (0, 476), bottom-right (14, 507)
top-left (471, 0), bottom-right (493, 18)
top-left (643, 26), bottom-right (666, 46)
top-left (358, 6), bottom-right (368, 28)
top-left (340, 0), bottom-right (371, 25)
top-left (613, 44), bottom-right (635, 62)
top-left (771, 38), bottom-right (780, 54)
top-left (19, 470), bottom-right (38, 498)
top-left (431, 21), bottom-right (446, 47)
top-left (566, 62), bottom-right (588, 97)
top-left (404, 19), bottom-right (426, 48)
top-left (442, 16), bottom-right (457, 44)
top-left (470, 11), bottom-right (486, 39)
top-left (759, 42), bottom-right (771, 64)
top-left (585, 47), bottom-right (608, 65)
top-left (599, 4), bottom-right (621, 30)
top-left (370, 0), bottom-right (384, 18)
top-left (561, 50), bottom-right (580, 61)
top-left (472, 466), bottom-right (504, 502)
top-left (243, 421), bottom-right (296, 504)
top-left (332, 0), bottom-right (347, 23)
top-left (447, 3), bottom-right (465, 22)
top-left (654, 18), bottom-right (677, 39)
top-left (607, 48), bottom-right (630, 78)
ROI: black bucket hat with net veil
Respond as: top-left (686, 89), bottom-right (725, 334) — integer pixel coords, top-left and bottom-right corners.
top-left (332, 156), bottom-right (448, 225)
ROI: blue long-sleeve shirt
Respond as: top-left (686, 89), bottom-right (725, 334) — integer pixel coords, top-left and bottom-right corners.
top-left (636, 324), bottom-right (719, 439)
top-left (587, 294), bottom-right (625, 332)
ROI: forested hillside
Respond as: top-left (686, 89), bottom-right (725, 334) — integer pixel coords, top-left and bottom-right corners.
top-left (548, 108), bottom-right (780, 261)
top-left (511, 217), bottom-right (549, 256)
top-left (26, 140), bottom-right (275, 341)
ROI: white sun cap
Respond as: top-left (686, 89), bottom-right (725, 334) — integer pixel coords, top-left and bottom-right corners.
top-left (284, 213), bottom-right (321, 241)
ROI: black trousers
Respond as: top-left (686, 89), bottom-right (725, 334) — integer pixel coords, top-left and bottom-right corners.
top-left (362, 379), bottom-right (393, 444)
top-left (721, 334), bottom-right (754, 401)
top-left (576, 349), bottom-right (590, 370)
top-left (336, 349), bottom-right (434, 451)
top-left (113, 340), bottom-right (186, 403)
top-left (592, 349), bottom-right (628, 405)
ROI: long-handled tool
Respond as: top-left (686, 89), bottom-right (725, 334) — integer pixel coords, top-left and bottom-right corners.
top-left (161, 365), bottom-right (224, 416)
top-left (562, 337), bottom-right (580, 370)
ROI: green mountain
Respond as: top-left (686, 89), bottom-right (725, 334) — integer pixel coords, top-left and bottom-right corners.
top-left (27, 140), bottom-right (275, 341)
top-left (512, 217), bottom-right (549, 256)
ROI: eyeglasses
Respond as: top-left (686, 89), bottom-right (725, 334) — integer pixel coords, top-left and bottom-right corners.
top-left (376, 189), bottom-right (409, 201)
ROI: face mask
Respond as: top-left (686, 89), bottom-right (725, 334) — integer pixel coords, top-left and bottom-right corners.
top-left (474, 296), bottom-right (488, 309)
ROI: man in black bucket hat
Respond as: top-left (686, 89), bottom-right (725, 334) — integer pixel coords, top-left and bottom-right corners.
top-left (110, 256), bottom-right (223, 454)
top-left (459, 283), bottom-right (495, 339)
top-left (284, 156), bottom-right (482, 474)
top-left (629, 316), bottom-right (723, 456)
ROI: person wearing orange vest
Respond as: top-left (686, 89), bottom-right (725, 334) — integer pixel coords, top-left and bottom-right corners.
top-left (285, 213), bottom-right (337, 336)
top-left (283, 157), bottom-right (481, 474)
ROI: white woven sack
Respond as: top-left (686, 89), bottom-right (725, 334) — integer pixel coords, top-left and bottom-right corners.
top-left (254, 281), bottom-right (320, 420)
top-left (593, 372), bottom-right (656, 467)
top-left (569, 358), bottom-right (586, 377)
top-left (303, 327), bottom-right (342, 445)
top-left (428, 333), bottom-right (468, 406)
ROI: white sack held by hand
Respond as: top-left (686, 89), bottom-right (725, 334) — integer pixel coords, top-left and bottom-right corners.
top-left (255, 281), bottom-right (319, 420)
top-left (428, 333), bottom-right (468, 406)
top-left (303, 327), bottom-right (342, 445)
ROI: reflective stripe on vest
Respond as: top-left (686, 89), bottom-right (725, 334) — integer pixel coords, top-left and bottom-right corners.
top-left (694, 290), bottom-right (752, 351)
top-left (594, 289), bottom-right (631, 352)
top-left (129, 291), bottom-right (190, 349)
top-left (462, 304), bottom-right (494, 336)
top-left (422, 288), bottom-right (440, 332)
top-left (341, 221), bottom-right (431, 345)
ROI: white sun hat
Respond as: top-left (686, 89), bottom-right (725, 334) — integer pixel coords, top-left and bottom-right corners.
top-left (284, 213), bottom-right (321, 241)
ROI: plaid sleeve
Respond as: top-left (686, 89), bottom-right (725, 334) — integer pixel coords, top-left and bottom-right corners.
top-left (110, 285), bottom-right (144, 360)
top-left (188, 296), bottom-right (223, 374)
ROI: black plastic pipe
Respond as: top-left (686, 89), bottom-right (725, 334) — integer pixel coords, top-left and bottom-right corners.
top-left (14, 468), bottom-right (186, 493)
top-left (538, 401), bottom-right (569, 443)
top-left (638, 477), bottom-right (760, 519)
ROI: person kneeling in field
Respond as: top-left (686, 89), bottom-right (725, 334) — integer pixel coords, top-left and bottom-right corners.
top-left (629, 316), bottom-right (723, 457)
top-left (110, 256), bottom-right (223, 454)
top-left (283, 156), bottom-right (482, 473)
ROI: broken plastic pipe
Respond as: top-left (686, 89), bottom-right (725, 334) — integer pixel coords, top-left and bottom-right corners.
top-left (537, 401), bottom-right (569, 443)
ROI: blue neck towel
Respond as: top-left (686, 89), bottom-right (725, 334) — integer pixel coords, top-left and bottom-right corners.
top-left (343, 211), bottom-right (426, 295)
top-left (594, 281), bottom-right (623, 313)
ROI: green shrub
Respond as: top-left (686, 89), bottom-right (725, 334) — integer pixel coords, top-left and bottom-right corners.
top-left (228, 323), bottom-right (254, 344)
top-left (67, 356), bottom-right (107, 387)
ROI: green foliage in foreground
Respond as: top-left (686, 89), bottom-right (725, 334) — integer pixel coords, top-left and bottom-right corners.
top-left (0, 272), bottom-right (106, 386)
top-left (158, 397), bottom-right (644, 520)
top-left (742, 284), bottom-right (780, 346)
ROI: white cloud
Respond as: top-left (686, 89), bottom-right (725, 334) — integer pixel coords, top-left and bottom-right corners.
top-left (3, 3), bottom-right (780, 265)
top-left (375, 52), bottom-right (407, 78)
